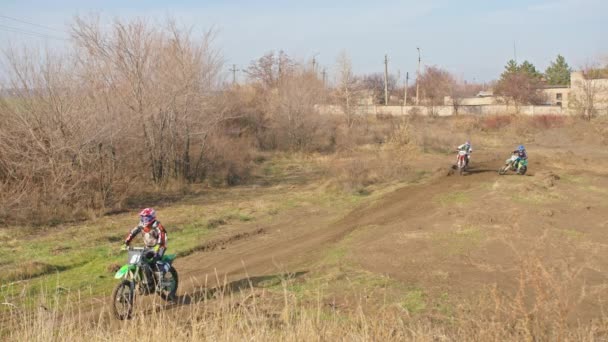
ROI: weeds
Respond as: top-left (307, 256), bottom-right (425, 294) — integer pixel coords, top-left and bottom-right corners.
top-left (481, 115), bottom-right (513, 130)
top-left (3, 255), bottom-right (606, 342)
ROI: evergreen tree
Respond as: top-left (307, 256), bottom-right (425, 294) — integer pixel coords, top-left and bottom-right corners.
top-left (496, 59), bottom-right (544, 105)
top-left (500, 59), bottom-right (519, 79)
top-left (545, 54), bottom-right (572, 85)
top-left (519, 60), bottom-right (542, 79)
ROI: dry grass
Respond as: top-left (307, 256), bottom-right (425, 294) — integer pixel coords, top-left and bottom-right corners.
top-left (3, 254), bottom-right (607, 342)
top-left (3, 112), bottom-right (608, 340)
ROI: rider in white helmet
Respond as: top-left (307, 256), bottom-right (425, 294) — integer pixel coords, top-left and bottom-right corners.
top-left (456, 140), bottom-right (473, 166)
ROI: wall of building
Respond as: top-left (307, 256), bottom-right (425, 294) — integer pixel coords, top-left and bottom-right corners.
top-left (541, 87), bottom-right (570, 107)
top-left (321, 71), bottom-right (608, 118)
top-left (317, 104), bottom-right (566, 117)
top-left (569, 71), bottom-right (608, 115)
top-left (444, 96), bottom-right (498, 106)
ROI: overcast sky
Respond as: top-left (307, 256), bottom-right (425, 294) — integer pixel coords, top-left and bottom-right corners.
top-left (1, 0), bottom-right (606, 82)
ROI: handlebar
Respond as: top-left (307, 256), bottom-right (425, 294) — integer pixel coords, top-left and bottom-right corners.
top-left (121, 245), bottom-right (146, 252)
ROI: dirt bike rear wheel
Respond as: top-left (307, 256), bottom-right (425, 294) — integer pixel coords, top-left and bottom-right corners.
top-left (159, 266), bottom-right (179, 302)
top-left (112, 280), bottom-right (134, 320)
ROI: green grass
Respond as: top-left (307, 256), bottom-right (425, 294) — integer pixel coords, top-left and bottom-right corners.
top-left (0, 155), bottom-right (381, 310)
top-left (434, 292), bottom-right (455, 318)
top-left (0, 205), bottom-right (244, 305)
top-left (401, 288), bottom-right (427, 314)
top-left (560, 228), bottom-right (584, 240)
top-left (0, 152), bottom-right (434, 314)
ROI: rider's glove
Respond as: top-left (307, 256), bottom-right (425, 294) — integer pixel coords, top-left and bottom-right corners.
top-left (152, 253), bottom-right (162, 262)
top-left (120, 243), bottom-right (128, 251)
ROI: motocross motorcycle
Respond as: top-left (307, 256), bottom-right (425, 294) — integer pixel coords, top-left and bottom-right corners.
top-left (456, 150), bottom-right (469, 175)
top-left (112, 246), bottom-right (178, 320)
top-left (498, 153), bottom-right (528, 175)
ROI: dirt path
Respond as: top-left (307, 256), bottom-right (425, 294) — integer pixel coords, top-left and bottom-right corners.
top-left (95, 148), bottom-right (608, 324)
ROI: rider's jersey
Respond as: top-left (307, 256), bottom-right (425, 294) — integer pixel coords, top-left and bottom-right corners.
top-left (125, 220), bottom-right (167, 257)
top-left (457, 144), bottom-right (472, 154)
top-left (513, 150), bottom-right (528, 160)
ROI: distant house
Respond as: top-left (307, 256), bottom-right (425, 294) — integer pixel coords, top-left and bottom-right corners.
top-left (540, 85), bottom-right (569, 107)
top-left (444, 90), bottom-right (497, 106)
top-left (476, 90), bottom-right (494, 98)
top-left (568, 71), bottom-right (608, 115)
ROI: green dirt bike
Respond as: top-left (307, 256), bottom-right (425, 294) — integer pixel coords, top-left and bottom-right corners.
top-left (112, 246), bottom-right (179, 320)
top-left (498, 153), bottom-right (528, 176)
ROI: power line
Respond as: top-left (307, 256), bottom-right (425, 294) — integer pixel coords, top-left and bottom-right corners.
top-left (0, 23), bottom-right (67, 41)
top-left (0, 14), bottom-right (64, 33)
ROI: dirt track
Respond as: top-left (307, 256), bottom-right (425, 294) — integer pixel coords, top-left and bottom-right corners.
top-left (93, 145), bottom-right (608, 325)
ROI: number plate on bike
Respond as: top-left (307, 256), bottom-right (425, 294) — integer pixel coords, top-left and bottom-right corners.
top-left (128, 251), bottom-right (141, 264)
top-left (130, 254), bottom-right (140, 264)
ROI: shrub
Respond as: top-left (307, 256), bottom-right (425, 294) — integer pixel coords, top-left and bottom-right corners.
top-left (481, 115), bottom-right (513, 130)
top-left (528, 114), bottom-right (566, 129)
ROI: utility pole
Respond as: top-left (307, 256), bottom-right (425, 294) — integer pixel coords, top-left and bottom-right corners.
top-left (312, 56), bottom-right (317, 73)
top-left (229, 64), bottom-right (239, 85)
top-left (416, 47), bottom-right (421, 105)
top-left (321, 68), bottom-right (327, 87)
top-left (384, 54), bottom-right (389, 106)
top-left (278, 50), bottom-right (284, 85)
top-left (404, 72), bottom-right (409, 106)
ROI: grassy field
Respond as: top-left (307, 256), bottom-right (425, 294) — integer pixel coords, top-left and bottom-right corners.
top-left (3, 115), bottom-right (608, 341)
top-left (0, 152), bottom-right (403, 310)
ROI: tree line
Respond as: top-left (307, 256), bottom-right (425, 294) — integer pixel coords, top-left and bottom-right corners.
top-left (0, 15), bottom-right (605, 224)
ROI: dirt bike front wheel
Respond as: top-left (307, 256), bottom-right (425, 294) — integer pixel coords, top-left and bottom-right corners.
top-left (112, 280), bottom-right (135, 320)
top-left (159, 266), bottom-right (179, 302)
top-left (518, 166), bottom-right (527, 175)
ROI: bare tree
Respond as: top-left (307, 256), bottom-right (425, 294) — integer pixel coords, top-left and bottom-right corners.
top-left (450, 81), bottom-right (483, 114)
top-left (245, 50), bottom-right (294, 89)
top-left (0, 15), bottom-right (227, 223)
top-left (273, 69), bottom-right (327, 150)
top-left (334, 51), bottom-right (361, 127)
top-left (362, 73), bottom-right (397, 105)
top-left (71, 16), bottom-right (224, 183)
top-left (233, 51), bottom-right (330, 152)
top-left (569, 64), bottom-right (608, 120)
top-left (417, 66), bottom-right (455, 115)
top-left (494, 60), bottom-right (546, 109)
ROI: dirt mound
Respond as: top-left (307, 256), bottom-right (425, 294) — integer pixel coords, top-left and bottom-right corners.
top-left (537, 170), bottom-right (561, 187)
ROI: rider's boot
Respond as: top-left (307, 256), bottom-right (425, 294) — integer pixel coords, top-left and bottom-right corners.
top-left (155, 262), bottom-right (171, 290)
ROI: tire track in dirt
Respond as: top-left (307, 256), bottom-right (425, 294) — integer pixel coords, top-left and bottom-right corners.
top-left (165, 153), bottom-right (505, 309)
top-left (176, 228), bottom-right (267, 258)
top-left (93, 152), bottom-right (535, 322)
top-left (115, 154), bottom-right (505, 314)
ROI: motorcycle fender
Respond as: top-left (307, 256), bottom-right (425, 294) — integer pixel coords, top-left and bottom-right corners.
top-left (161, 254), bottom-right (177, 264)
top-left (114, 264), bottom-right (136, 279)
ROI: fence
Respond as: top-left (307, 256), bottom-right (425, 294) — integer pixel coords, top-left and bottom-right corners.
top-left (317, 104), bottom-right (567, 117)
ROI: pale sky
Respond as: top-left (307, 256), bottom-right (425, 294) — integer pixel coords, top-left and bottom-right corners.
top-left (1, 0), bottom-right (606, 82)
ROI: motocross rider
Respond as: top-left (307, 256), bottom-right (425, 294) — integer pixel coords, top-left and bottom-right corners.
top-left (123, 208), bottom-right (169, 291)
top-left (456, 141), bottom-right (473, 166)
top-left (510, 145), bottom-right (528, 167)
